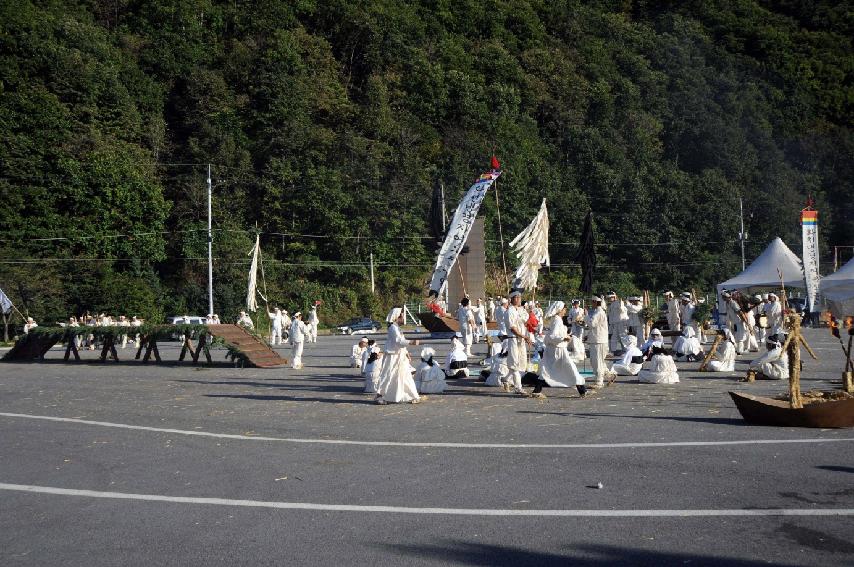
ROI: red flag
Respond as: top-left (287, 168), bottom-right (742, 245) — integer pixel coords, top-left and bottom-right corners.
top-left (490, 155), bottom-right (501, 171)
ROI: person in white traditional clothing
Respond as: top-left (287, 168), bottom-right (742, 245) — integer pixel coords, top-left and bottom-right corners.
top-left (586, 295), bottom-right (611, 388)
top-left (673, 326), bottom-right (703, 362)
top-left (444, 334), bottom-right (469, 378)
top-left (611, 335), bottom-right (644, 376)
top-left (707, 329), bottom-right (737, 372)
top-left (504, 291), bottom-right (532, 396)
top-left (280, 310), bottom-right (291, 342)
top-left (679, 292), bottom-right (699, 342)
top-left (362, 340), bottom-right (383, 393)
top-left (267, 307), bottom-right (284, 346)
top-left (748, 335), bottom-right (789, 380)
top-left (351, 337), bottom-right (368, 368)
top-left (765, 293), bottom-right (784, 337)
top-left (307, 305), bottom-right (319, 343)
top-left (744, 296), bottom-right (761, 353)
top-left (528, 301), bottom-right (587, 398)
top-left (638, 329), bottom-right (680, 384)
top-left (625, 295), bottom-right (646, 343)
top-left (606, 292), bottom-right (628, 355)
top-left (533, 301), bottom-right (544, 337)
top-left (722, 291), bottom-right (747, 354)
top-left (289, 312), bottom-right (308, 369)
top-left (495, 297), bottom-right (509, 336)
top-left (751, 294), bottom-right (766, 345)
top-left (414, 347), bottom-right (447, 394)
top-left (663, 291), bottom-right (681, 344)
top-left (375, 307), bottom-right (421, 404)
top-left (474, 298), bottom-right (487, 343)
top-left (23, 316), bottom-right (38, 334)
top-left (566, 299), bottom-right (587, 363)
top-left (117, 315), bottom-right (131, 348)
top-left (457, 297), bottom-right (476, 356)
top-left (237, 310), bottom-right (254, 330)
top-left (488, 297), bottom-right (496, 323)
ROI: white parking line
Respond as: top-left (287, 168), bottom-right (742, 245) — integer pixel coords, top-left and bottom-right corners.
top-left (1, 483), bottom-right (851, 517)
top-left (2, 411), bottom-right (853, 449)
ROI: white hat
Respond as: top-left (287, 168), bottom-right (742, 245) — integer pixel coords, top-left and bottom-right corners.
top-left (721, 291), bottom-right (732, 299)
top-left (606, 292), bottom-right (617, 299)
top-left (500, 297), bottom-right (509, 304)
top-left (651, 328), bottom-right (663, 337)
top-left (680, 292), bottom-right (692, 299)
top-left (544, 301), bottom-right (565, 320)
top-left (509, 290), bottom-right (522, 298)
top-left (768, 292), bottom-right (778, 299)
top-left (591, 295), bottom-right (603, 303)
top-left (627, 296), bottom-right (642, 302)
top-left (293, 311), bottom-right (302, 317)
top-left (454, 332), bottom-right (463, 339)
top-left (358, 337), bottom-right (368, 343)
top-left (663, 291), bottom-right (673, 297)
top-left (621, 335), bottom-right (638, 348)
top-left (386, 307), bottom-right (403, 322)
top-left (753, 294), bottom-right (762, 302)
top-left (420, 347), bottom-right (436, 361)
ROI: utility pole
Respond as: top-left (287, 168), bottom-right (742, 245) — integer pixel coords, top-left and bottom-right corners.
top-left (207, 164), bottom-right (214, 316)
top-left (369, 251), bottom-right (375, 294)
top-left (738, 197), bottom-right (747, 271)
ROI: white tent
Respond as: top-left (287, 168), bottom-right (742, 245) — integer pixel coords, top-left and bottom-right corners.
top-left (821, 256), bottom-right (854, 317)
top-left (717, 237), bottom-right (805, 305)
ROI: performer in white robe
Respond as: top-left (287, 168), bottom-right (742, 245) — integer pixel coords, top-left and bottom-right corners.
top-left (673, 326), bottom-right (703, 362)
top-left (533, 301), bottom-right (544, 337)
top-left (722, 291), bottom-right (747, 354)
top-left (117, 315), bottom-right (131, 348)
top-left (307, 305), bottom-right (319, 343)
top-left (606, 292), bottom-right (628, 355)
top-left (679, 292), bottom-right (700, 344)
top-left (586, 296), bottom-right (611, 387)
top-left (289, 312), bottom-right (308, 369)
top-left (281, 311), bottom-right (291, 341)
top-left (414, 347), bottom-right (447, 394)
top-left (376, 307), bottom-right (420, 404)
top-left (237, 310), bottom-right (254, 330)
top-left (663, 291), bottom-right (681, 344)
top-left (625, 296), bottom-right (646, 343)
top-left (755, 295), bottom-right (769, 344)
top-left (350, 337), bottom-right (368, 368)
top-left (362, 341), bottom-right (382, 393)
top-left (745, 297), bottom-right (760, 353)
top-left (457, 297), bottom-right (476, 356)
top-left (483, 345), bottom-right (510, 387)
top-left (474, 298), bottom-right (487, 343)
top-left (531, 302), bottom-right (586, 398)
top-left (764, 293), bottom-right (784, 337)
top-left (638, 329), bottom-right (680, 384)
top-left (487, 297), bottom-right (496, 322)
top-left (444, 335), bottom-right (469, 378)
top-left (749, 336), bottom-right (789, 380)
top-left (707, 330), bottom-right (737, 372)
top-left (504, 291), bottom-right (531, 395)
top-left (611, 335), bottom-right (643, 376)
top-left (567, 300), bottom-right (586, 363)
top-left (23, 317), bottom-right (38, 334)
top-left (267, 307), bottom-right (284, 345)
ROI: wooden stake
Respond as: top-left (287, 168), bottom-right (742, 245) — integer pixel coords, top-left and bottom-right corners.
top-left (700, 333), bottom-right (723, 372)
top-left (787, 314), bottom-right (803, 409)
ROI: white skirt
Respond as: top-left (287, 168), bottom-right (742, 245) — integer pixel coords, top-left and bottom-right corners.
top-left (638, 355), bottom-right (679, 384)
top-left (539, 344), bottom-right (584, 387)
top-left (377, 350), bottom-right (420, 403)
top-left (415, 363), bottom-right (446, 394)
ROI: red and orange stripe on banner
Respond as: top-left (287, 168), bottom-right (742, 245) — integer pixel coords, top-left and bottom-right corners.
top-left (801, 210), bottom-right (818, 225)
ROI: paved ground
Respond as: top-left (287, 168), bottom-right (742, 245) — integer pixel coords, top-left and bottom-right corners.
top-left (1, 328), bottom-right (852, 566)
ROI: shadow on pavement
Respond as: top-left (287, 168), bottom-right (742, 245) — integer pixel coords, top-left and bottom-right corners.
top-left (564, 412), bottom-right (746, 426)
top-left (377, 541), bottom-right (776, 566)
top-left (204, 394), bottom-right (374, 404)
top-left (815, 465), bottom-right (854, 474)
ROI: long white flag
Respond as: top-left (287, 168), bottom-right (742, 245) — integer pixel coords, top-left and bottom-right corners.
top-left (509, 198), bottom-right (550, 291)
top-left (246, 235), bottom-right (260, 313)
top-left (0, 287), bottom-right (12, 315)
top-left (801, 209), bottom-right (819, 312)
top-left (428, 170), bottom-right (501, 297)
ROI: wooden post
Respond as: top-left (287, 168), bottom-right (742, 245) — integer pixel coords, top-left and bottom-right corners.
top-left (700, 333), bottom-right (723, 372)
top-left (135, 336), bottom-right (147, 360)
top-left (179, 333), bottom-right (196, 362)
top-left (844, 333), bottom-right (853, 393)
top-left (64, 333), bottom-right (80, 361)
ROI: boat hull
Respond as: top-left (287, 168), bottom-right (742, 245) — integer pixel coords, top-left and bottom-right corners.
top-left (729, 391), bottom-right (854, 428)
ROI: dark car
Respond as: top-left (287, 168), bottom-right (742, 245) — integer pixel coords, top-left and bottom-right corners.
top-left (335, 317), bottom-right (382, 335)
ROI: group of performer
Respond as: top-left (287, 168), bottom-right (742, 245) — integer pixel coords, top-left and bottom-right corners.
top-left (346, 287), bottom-right (795, 405)
top-left (236, 305), bottom-right (320, 370)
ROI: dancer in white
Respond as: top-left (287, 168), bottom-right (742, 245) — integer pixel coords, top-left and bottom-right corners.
top-left (457, 297), bottom-right (476, 356)
top-left (748, 335), bottom-right (789, 380)
top-left (504, 291), bottom-right (531, 395)
top-left (673, 326), bottom-right (703, 362)
top-left (531, 301), bottom-right (586, 398)
top-left (638, 329), bottom-right (680, 384)
top-left (606, 292), bottom-right (628, 355)
top-left (611, 335), bottom-right (644, 376)
top-left (625, 295), bottom-right (646, 343)
top-left (474, 298), bottom-right (487, 343)
top-left (289, 312), bottom-right (308, 369)
top-left (586, 295), bottom-right (610, 387)
top-left (707, 329), bottom-right (737, 372)
top-left (414, 347), bottom-right (447, 394)
top-left (307, 305), bottom-right (319, 343)
top-left (267, 307), bottom-right (284, 346)
top-left (663, 291), bottom-right (681, 344)
top-left (350, 337), bottom-right (368, 368)
top-left (375, 307), bottom-right (420, 404)
top-left (362, 340), bottom-right (382, 393)
top-left (444, 335), bottom-right (469, 378)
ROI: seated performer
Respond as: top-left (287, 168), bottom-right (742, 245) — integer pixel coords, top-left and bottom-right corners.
top-left (638, 329), bottom-right (680, 384)
top-left (414, 347), bottom-right (447, 394)
top-left (707, 329), bottom-right (737, 372)
top-left (444, 334), bottom-right (469, 378)
top-left (748, 336), bottom-right (789, 380)
top-left (362, 341), bottom-right (383, 393)
top-left (674, 326), bottom-right (703, 362)
top-left (482, 345), bottom-right (510, 387)
top-left (529, 301), bottom-right (587, 398)
top-left (350, 337), bottom-right (368, 368)
top-left (611, 335), bottom-right (644, 376)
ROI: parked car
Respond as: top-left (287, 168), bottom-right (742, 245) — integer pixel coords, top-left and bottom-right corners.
top-left (335, 317), bottom-right (382, 335)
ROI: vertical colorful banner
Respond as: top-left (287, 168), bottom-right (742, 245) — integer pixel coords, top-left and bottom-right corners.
top-left (801, 209), bottom-right (820, 312)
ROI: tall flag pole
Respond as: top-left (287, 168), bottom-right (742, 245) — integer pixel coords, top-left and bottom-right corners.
top-left (801, 197), bottom-right (820, 313)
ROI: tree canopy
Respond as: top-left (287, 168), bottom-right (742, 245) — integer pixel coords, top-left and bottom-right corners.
top-left (1, 0), bottom-right (851, 324)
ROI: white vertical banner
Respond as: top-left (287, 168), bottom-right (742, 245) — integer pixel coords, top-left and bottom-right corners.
top-left (801, 209), bottom-right (819, 312)
top-left (428, 170), bottom-right (501, 297)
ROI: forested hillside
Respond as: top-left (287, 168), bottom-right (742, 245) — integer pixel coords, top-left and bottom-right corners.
top-left (1, 0), bottom-right (851, 324)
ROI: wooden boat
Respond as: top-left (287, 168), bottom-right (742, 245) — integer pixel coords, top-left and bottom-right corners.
top-left (419, 311), bottom-right (498, 334)
top-left (728, 391), bottom-right (854, 429)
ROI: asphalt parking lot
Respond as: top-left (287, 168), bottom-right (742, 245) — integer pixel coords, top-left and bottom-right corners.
top-left (1, 328), bottom-right (852, 566)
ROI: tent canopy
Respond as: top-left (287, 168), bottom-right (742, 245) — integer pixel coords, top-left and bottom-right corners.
top-left (821, 256), bottom-right (854, 300)
top-left (717, 237), bottom-right (805, 298)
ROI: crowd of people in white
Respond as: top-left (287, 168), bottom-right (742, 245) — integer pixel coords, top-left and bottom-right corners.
top-left (348, 288), bottom-right (794, 405)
